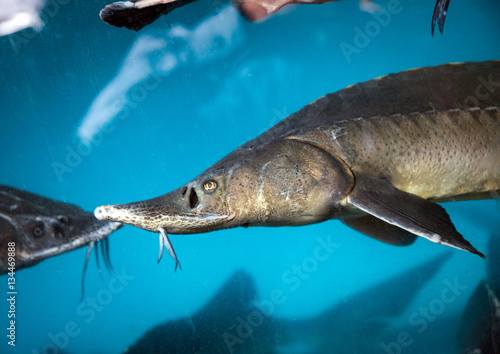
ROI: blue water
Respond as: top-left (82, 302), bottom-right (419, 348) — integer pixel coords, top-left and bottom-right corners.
top-left (1, 0), bottom-right (499, 353)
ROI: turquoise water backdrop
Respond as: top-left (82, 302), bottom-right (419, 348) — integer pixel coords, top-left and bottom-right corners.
top-left (1, 0), bottom-right (499, 352)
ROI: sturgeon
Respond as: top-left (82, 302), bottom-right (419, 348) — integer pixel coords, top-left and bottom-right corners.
top-left (95, 61), bottom-right (500, 267)
top-left (123, 253), bottom-right (449, 353)
top-left (100, 0), bottom-right (378, 31)
top-left (0, 186), bottom-right (123, 292)
top-left (100, 0), bottom-right (452, 36)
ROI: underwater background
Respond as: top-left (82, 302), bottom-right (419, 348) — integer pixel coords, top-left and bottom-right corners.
top-left (1, 0), bottom-right (500, 353)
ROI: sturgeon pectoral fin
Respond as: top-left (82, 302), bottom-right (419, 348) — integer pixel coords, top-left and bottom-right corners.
top-left (431, 0), bottom-right (450, 36)
top-left (158, 228), bottom-right (182, 271)
top-left (342, 215), bottom-right (417, 246)
top-left (347, 176), bottom-right (485, 258)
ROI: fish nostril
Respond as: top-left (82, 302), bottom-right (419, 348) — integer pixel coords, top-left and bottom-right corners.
top-left (53, 225), bottom-right (65, 239)
top-left (57, 215), bottom-right (69, 225)
top-left (180, 186), bottom-right (187, 196)
top-left (188, 188), bottom-right (199, 209)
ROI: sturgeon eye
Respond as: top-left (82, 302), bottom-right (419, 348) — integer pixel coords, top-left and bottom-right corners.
top-left (202, 180), bottom-right (218, 194)
top-left (33, 223), bottom-right (45, 238)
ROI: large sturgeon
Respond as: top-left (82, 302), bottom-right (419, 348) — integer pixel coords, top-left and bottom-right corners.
top-left (95, 61), bottom-right (500, 268)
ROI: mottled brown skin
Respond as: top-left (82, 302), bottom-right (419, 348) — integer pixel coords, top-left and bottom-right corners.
top-left (95, 61), bottom-right (500, 261)
top-left (292, 101), bottom-right (500, 201)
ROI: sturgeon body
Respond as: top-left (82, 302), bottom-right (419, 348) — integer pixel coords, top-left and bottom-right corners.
top-left (95, 61), bottom-right (500, 266)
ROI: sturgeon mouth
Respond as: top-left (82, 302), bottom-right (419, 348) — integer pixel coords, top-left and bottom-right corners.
top-left (95, 203), bottom-right (237, 270)
top-left (94, 204), bottom-right (237, 234)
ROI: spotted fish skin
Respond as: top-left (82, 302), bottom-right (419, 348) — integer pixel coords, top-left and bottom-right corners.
top-left (95, 61), bottom-right (500, 262)
top-left (295, 89), bottom-right (500, 202)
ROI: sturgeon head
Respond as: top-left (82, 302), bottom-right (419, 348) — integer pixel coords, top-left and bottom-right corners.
top-left (95, 139), bottom-right (355, 268)
top-left (0, 186), bottom-right (123, 274)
